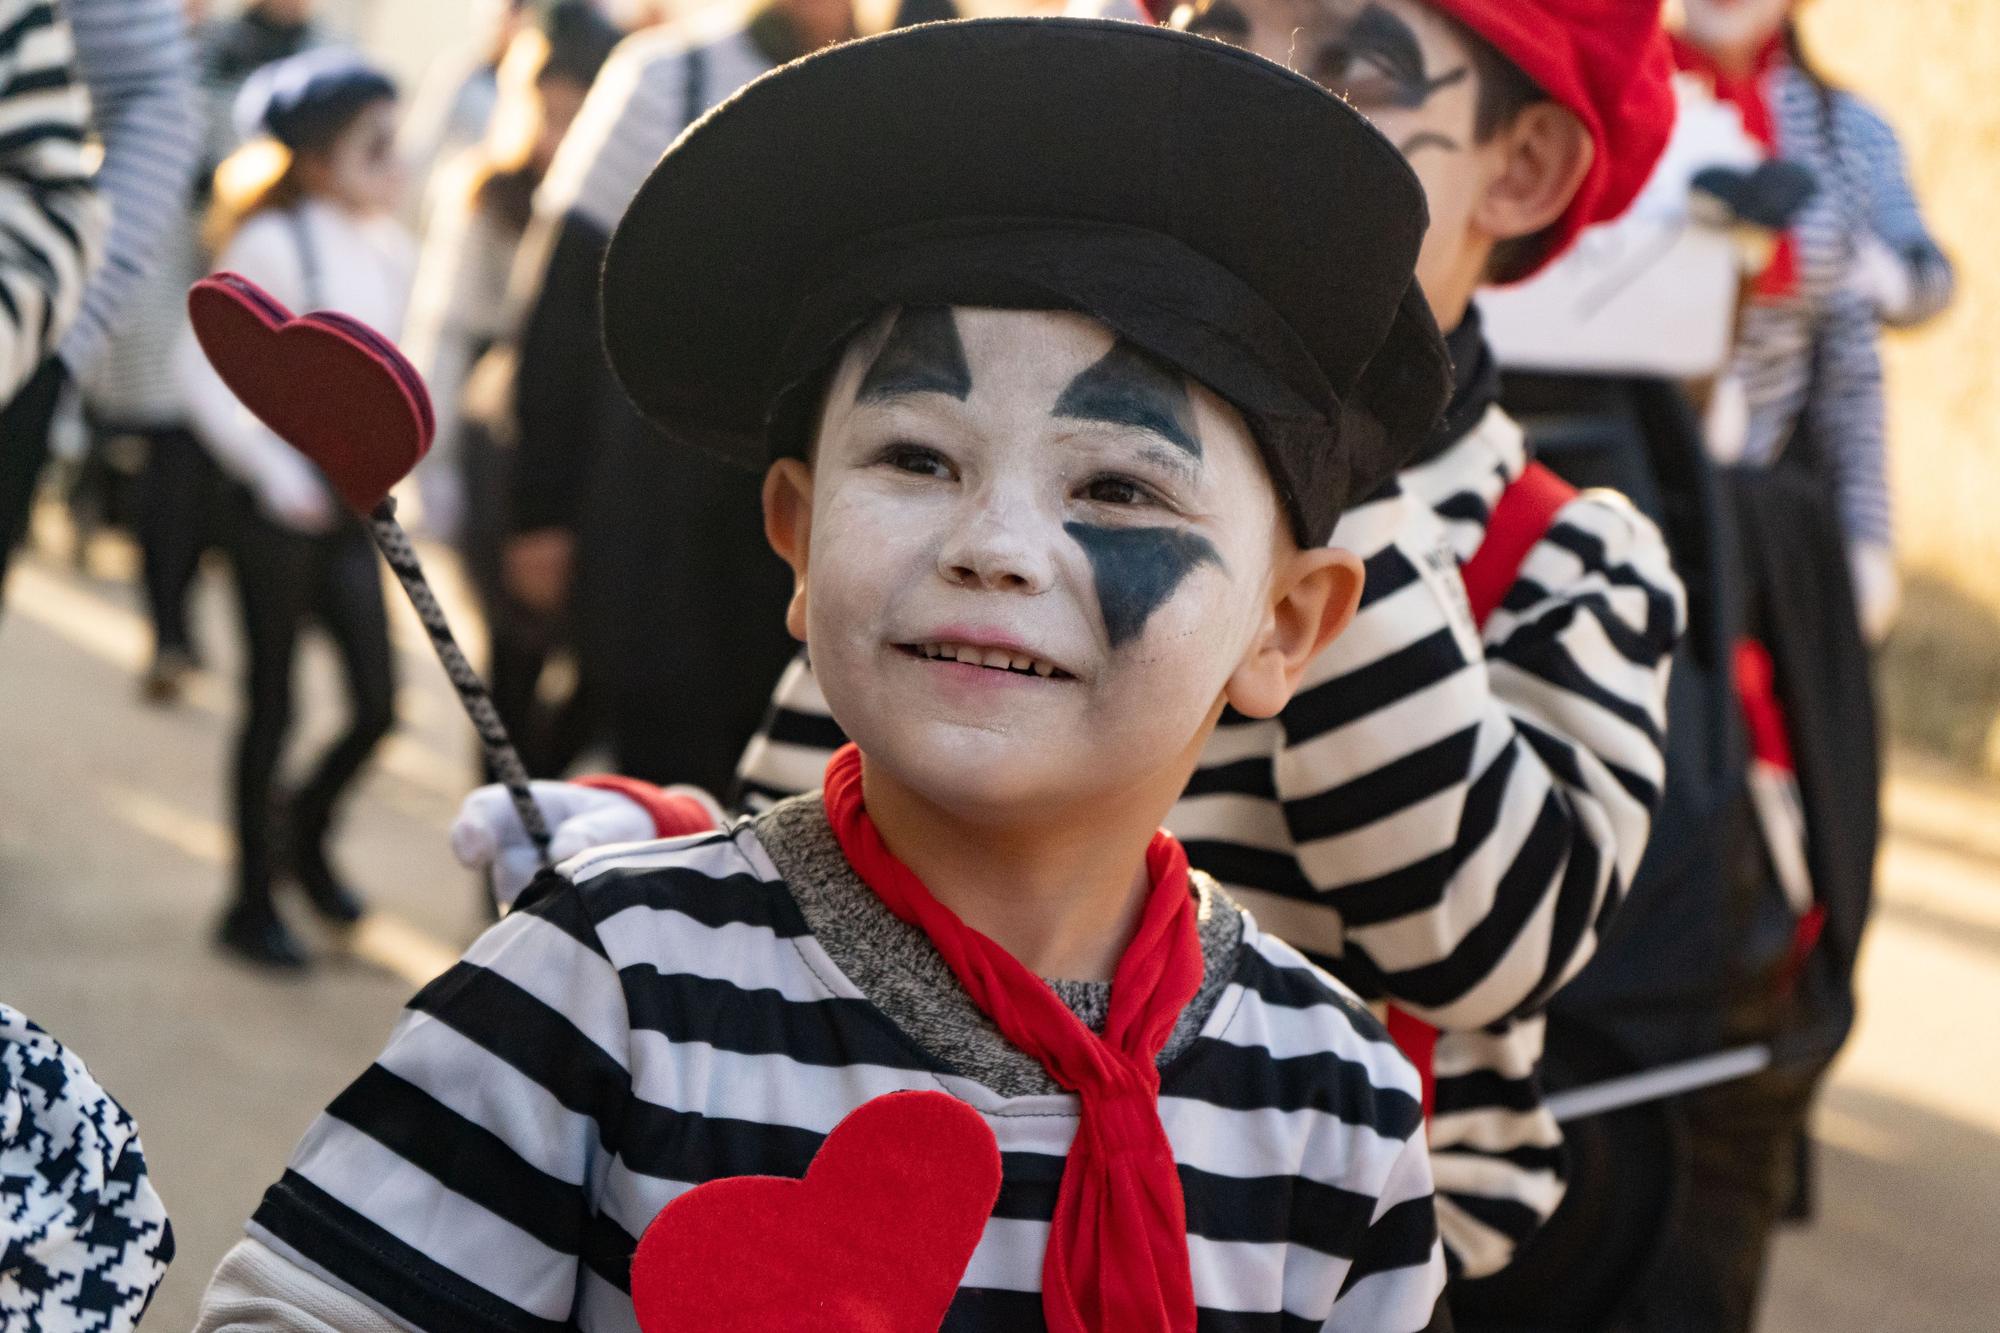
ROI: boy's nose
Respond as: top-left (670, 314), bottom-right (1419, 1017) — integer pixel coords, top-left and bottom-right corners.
top-left (937, 503), bottom-right (1056, 595)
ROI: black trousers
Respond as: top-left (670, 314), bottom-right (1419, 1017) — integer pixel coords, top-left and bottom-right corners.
top-left (0, 357), bottom-right (68, 607)
top-left (137, 425), bottom-right (222, 655)
top-left (227, 491), bottom-right (395, 906)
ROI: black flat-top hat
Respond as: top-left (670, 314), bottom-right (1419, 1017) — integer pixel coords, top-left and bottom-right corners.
top-left (601, 16), bottom-right (1451, 545)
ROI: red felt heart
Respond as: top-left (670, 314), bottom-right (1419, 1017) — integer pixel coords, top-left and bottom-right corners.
top-left (631, 1091), bottom-right (1002, 1332)
top-left (187, 273), bottom-right (434, 514)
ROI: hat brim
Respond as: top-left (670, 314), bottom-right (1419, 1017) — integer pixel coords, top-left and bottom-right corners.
top-left (602, 17), bottom-right (1449, 540)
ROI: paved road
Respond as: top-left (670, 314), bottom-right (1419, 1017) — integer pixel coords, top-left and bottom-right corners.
top-left (1, 541), bottom-right (1994, 1329)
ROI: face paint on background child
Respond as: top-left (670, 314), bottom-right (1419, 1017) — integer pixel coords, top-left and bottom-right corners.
top-left (1173, 0), bottom-right (1486, 309)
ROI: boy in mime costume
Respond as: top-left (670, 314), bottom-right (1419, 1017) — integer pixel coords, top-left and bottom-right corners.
top-left (197, 17), bottom-right (1465, 1330)
top-left (462, 0), bottom-right (1690, 1291)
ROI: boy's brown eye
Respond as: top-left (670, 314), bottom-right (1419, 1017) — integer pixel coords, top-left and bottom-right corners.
top-left (882, 443), bottom-right (953, 478)
top-left (1083, 476), bottom-right (1150, 506)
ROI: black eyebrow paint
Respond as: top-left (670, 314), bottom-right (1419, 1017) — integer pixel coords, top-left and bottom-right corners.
top-left (1053, 339), bottom-right (1202, 459)
top-left (1066, 522), bottom-right (1224, 648)
top-left (1332, 3), bottom-right (1468, 109)
top-left (857, 306), bottom-right (973, 403)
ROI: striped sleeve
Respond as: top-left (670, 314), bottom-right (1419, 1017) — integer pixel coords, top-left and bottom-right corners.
top-left (1425, 1017), bottom-right (1564, 1279)
top-left (1324, 1126), bottom-right (1451, 1332)
top-left (1255, 472), bottom-right (1683, 1030)
top-left (1800, 289), bottom-right (1894, 551)
top-left (0, 0), bottom-right (101, 401)
top-left (53, 0), bottom-right (199, 377)
top-left (1842, 94), bottom-right (1954, 329)
top-left (248, 883), bottom-right (635, 1333)
top-left (1219, 931), bottom-right (1448, 1332)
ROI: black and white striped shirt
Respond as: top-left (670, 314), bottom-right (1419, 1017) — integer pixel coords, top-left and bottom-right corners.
top-left (50, 0), bottom-right (198, 379)
top-left (1733, 64), bottom-right (1953, 551)
top-left (737, 395), bottom-right (1685, 1277)
top-left (0, 0), bottom-right (99, 401)
top-left (249, 810), bottom-right (1448, 1331)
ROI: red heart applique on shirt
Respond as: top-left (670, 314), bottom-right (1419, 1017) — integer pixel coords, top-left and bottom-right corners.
top-left (630, 1091), bottom-right (1002, 1332)
top-left (187, 272), bottom-right (434, 514)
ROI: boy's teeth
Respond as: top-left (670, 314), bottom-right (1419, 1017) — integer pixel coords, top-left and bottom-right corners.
top-left (916, 641), bottom-right (1057, 676)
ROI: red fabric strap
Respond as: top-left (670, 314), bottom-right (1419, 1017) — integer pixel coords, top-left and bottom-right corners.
top-left (1732, 639), bottom-right (1796, 769)
top-left (1383, 1008), bottom-right (1440, 1120)
top-left (1671, 32), bottom-right (1799, 299)
top-left (1458, 462), bottom-right (1577, 626)
top-left (1387, 462), bottom-right (1577, 1117)
top-left (1733, 637), bottom-right (1825, 985)
top-left (822, 745), bottom-right (1201, 1332)
top-left (573, 775), bottom-right (722, 838)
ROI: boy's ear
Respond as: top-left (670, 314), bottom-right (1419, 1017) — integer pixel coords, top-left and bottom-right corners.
top-left (1224, 545), bottom-right (1365, 720)
top-left (762, 458), bottom-right (814, 641)
top-left (1476, 101), bottom-right (1595, 247)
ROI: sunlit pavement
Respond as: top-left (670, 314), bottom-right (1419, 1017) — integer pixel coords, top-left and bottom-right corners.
top-left (1, 539), bottom-right (1994, 1330)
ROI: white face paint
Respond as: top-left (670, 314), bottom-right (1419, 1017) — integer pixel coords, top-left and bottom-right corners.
top-left (1679, 0), bottom-right (1794, 56)
top-left (794, 307), bottom-right (1282, 823)
top-left (318, 99), bottom-right (406, 218)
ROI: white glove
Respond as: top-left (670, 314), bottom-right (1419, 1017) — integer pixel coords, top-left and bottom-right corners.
top-left (254, 449), bottom-right (338, 534)
top-left (1703, 373), bottom-right (1752, 464)
top-left (1848, 235), bottom-right (1917, 323)
top-left (1849, 542), bottom-right (1902, 646)
top-left (451, 781), bottom-right (658, 908)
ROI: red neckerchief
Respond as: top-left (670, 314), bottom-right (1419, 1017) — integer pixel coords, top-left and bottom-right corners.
top-left (821, 744), bottom-right (1202, 1332)
top-left (1671, 31), bottom-right (1799, 299)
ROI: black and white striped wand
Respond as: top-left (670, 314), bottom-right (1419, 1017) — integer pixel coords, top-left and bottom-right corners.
top-left (368, 499), bottom-right (552, 863)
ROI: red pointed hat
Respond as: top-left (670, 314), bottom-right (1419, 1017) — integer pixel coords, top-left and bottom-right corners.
top-left (1425, 0), bottom-right (1677, 275)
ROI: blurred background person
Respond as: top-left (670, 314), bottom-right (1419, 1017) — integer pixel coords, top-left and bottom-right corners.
top-left (0, 0), bottom-right (198, 616)
top-left (1676, 0), bottom-right (1954, 643)
top-left (401, 1), bottom-right (619, 783)
top-left (177, 52), bottom-right (413, 970)
top-left (494, 0), bottom-right (873, 798)
top-left (1462, 4), bottom-right (1958, 1329)
top-left (196, 0), bottom-right (329, 160)
top-left (398, 0), bottom-right (532, 231)
top-left (76, 0), bottom-right (327, 701)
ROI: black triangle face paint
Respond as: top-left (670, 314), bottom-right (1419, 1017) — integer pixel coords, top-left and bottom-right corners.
top-left (1065, 522), bottom-right (1224, 648)
top-left (857, 306), bottom-right (973, 403)
top-left (1053, 339), bottom-right (1201, 458)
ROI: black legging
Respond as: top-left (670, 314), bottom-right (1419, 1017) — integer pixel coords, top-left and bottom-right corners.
top-left (0, 358), bottom-right (67, 611)
top-left (137, 426), bottom-right (223, 657)
top-left (228, 488), bottom-right (395, 906)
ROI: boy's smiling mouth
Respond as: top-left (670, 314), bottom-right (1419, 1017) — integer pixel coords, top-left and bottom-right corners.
top-left (895, 641), bottom-right (1074, 680)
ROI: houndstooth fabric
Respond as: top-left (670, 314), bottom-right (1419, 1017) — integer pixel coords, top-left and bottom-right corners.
top-left (1, 1005), bottom-right (172, 1332)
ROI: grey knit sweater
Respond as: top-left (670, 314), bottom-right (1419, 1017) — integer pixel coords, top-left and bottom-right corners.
top-left (753, 794), bottom-right (1243, 1098)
